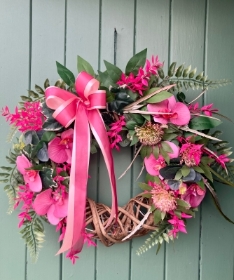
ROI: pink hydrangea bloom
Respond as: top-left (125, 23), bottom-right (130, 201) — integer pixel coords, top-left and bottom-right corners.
top-left (180, 143), bottom-right (203, 167)
top-left (182, 183), bottom-right (206, 207)
top-left (33, 186), bottom-right (68, 225)
top-left (16, 155), bottom-right (42, 192)
top-left (2, 102), bottom-right (43, 132)
top-left (48, 128), bottom-right (73, 163)
top-left (147, 96), bottom-right (191, 125)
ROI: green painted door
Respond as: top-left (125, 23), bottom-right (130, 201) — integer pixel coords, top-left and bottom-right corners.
top-left (0, 0), bottom-right (234, 279)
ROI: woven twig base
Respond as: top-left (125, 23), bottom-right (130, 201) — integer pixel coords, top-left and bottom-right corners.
top-left (85, 194), bottom-right (157, 246)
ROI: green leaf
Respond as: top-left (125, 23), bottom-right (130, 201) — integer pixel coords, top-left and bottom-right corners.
top-left (176, 198), bottom-right (190, 208)
top-left (181, 165), bottom-right (191, 177)
top-left (35, 85), bottom-right (45, 95)
top-left (183, 65), bottom-right (191, 77)
top-left (77, 56), bottom-right (95, 76)
top-left (129, 113), bottom-right (145, 125)
top-left (189, 68), bottom-right (197, 78)
top-left (199, 163), bottom-right (213, 182)
top-left (161, 141), bottom-right (173, 153)
top-left (104, 60), bottom-right (122, 83)
top-left (28, 90), bottom-right (39, 99)
top-left (175, 65), bottom-right (184, 77)
top-left (40, 168), bottom-right (57, 188)
top-left (168, 62), bottom-right (176, 77)
top-left (97, 70), bottom-right (116, 87)
top-left (153, 209), bottom-right (162, 225)
top-left (153, 145), bottom-right (159, 159)
top-left (189, 116), bottom-right (222, 130)
top-left (145, 89), bottom-right (172, 104)
top-left (157, 68), bottom-right (164, 79)
top-left (41, 131), bottom-right (56, 142)
top-left (139, 182), bottom-right (152, 191)
top-left (20, 96), bottom-right (32, 102)
top-left (125, 49), bottom-right (147, 75)
top-left (56, 61), bottom-right (75, 87)
top-left (126, 120), bottom-right (137, 130)
top-left (140, 145), bottom-right (152, 159)
top-left (130, 135), bottom-right (139, 146)
top-left (174, 169), bottom-right (182, 180)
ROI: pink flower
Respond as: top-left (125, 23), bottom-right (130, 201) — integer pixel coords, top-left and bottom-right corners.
top-left (145, 154), bottom-right (166, 176)
top-left (144, 55), bottom-right (163, 75)
top-left (168, 215), bottom-right (187, 238)
top-left (48, 128), bottom-right (73, 163)
top-left (201, 103), bottom-right (218, 116)
top-left (144, 142), bottom-right (179, 176)
top-left (4, 102), bottom-right (43, 132)
top-left (33, 186), bottom-right (68, 225)
top-left (117, 69), bottom-right (149, 96)
top-left (83, 232), bottom-right (96, 247)
top-left (108, 116), bottom-right (126, 150)
top-left (182, 183), bottom-right (206, 207)
top-left (180, 143), bottom-right (203, 167)
top-left (217, 154), bottom-right (230, 168)
top-left (16, 155), bottom-right (42, 192)
top-left (66, 250), bottom-right (79, 265)
top-left (147, 96), bottom-right (191, 125)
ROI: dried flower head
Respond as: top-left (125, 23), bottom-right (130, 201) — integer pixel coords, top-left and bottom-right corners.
top-left (135, 122), bottom-right (164, 146)
top-left (150, 183), bottom-right (176, 212)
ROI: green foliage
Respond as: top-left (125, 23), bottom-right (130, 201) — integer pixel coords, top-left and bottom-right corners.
top-left (189, 116), bottom-right (222, 130)
top-left (136, 224), bottom-right (172, 256)
top-left (125, 49), bottom-right (147, 75)
top-left (77, 55), bottom-right (95, 77)
top-left (0, 147), bottom-right (23, 214)
top-left (144, 88), bottom-right (172, 103)
top-left (20, 212), bottom-right (45, 262)
top-left (56, 61), bottom-right (75, 87)
top-left (158, 62), bottom-right (231, 92)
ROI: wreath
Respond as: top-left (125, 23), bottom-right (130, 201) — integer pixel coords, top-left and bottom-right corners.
top-left (1, 49), bottom-right (234, 264)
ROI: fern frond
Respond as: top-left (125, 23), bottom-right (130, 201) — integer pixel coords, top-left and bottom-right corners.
top-left (20, 212), bottom-right (45, 262)
top-left (136, 224), bottom-right (171, 256)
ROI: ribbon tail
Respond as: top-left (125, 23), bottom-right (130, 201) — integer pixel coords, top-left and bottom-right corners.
top-left (88, 109), bottom-right (118, 226)
top-left (57, 104), bottom-right (90, 255)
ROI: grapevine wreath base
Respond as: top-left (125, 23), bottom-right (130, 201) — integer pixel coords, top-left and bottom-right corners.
top-left (85, 195), bottom-right (156, 246)
top-left (1, 48), bottom-right (234, 264)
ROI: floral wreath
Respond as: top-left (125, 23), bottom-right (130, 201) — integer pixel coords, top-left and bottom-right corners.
top-left (1, 49), bottom-right (234, 264)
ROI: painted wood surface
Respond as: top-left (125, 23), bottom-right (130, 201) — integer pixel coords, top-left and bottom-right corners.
top-left (0, 0), bottom-right (234, 279)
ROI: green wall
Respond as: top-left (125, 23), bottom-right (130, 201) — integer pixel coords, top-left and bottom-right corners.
top-left (0, 0), bottom-right (234, 279)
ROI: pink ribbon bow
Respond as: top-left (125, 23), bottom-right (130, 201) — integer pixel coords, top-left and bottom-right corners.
top-left (45, 72), bottom-right (118, 255)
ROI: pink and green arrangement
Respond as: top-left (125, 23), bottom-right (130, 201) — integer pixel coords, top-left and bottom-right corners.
top-left (1, 49), bottom-right (233, 263)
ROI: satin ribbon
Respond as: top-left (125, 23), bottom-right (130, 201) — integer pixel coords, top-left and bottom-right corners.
top-left (45, 72), bottom-right (118, 255)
